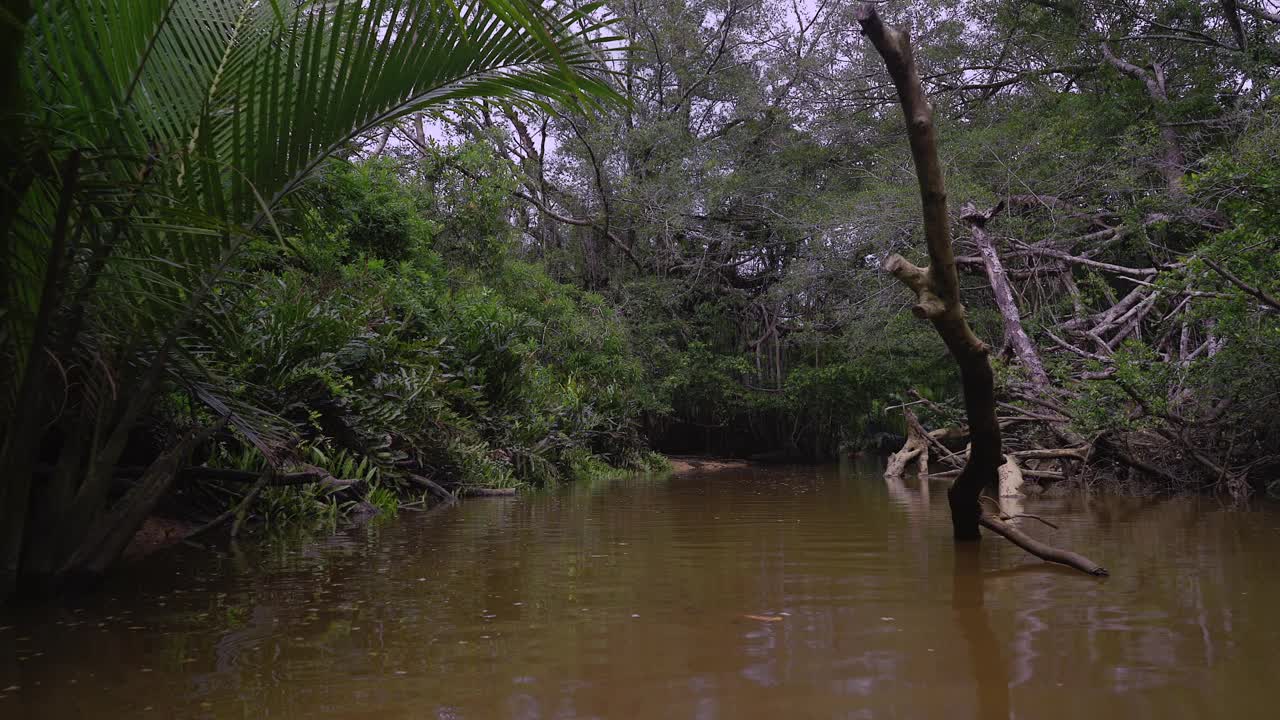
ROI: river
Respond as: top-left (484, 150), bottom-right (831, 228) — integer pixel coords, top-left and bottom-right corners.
top-left (2, 461), bottom-right (1279, 718)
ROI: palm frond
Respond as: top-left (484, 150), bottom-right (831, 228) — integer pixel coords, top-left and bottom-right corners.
top-left (5, 0), bottom-right (620, 410)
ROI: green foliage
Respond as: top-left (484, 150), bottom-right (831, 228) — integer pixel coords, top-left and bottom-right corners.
top-left (205, 148), bottom-right (654, 521)
top-left (1068, 341), bottom-right (1173, 435)
top-left (0, 0), bottom-right (624, 598)
top-left (314, 159), bottom-right (438, 263)
top-left (1175, 118), bottom-right (1280, 455)
top-left (627, 305), bottom-right (955, 458)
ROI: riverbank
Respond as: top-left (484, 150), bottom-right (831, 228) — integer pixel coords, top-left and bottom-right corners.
top-left (121, 455), bottom-right (737, 561)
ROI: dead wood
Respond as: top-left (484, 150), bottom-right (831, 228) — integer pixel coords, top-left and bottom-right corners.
top-left (979, 514), bottom-right (1109, 576)
top-left (61, 420), bottom-right (226, 580)
top-left (1011, 447), bottom-right (1089, 461)
top-left (460, 487), bottom-right (518, 497)
top-left (856, 4), bottom-right (1002, 540)
top-left (407, 474), bottom-right (458, 505)
top-left (884, 408), bottom-right (931, 479)
top-left (857, 3), bottom-right (1108, 575)
top-left (1020, 469), bottom-right (1066, 480)
top-left (962, 203), bottom-right (1050, 387)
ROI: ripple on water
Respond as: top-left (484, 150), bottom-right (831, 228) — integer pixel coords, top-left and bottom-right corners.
top-left (3, 463), bottom-right (1279, 719)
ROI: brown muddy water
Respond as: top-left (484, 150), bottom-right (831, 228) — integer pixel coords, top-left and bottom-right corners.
top-left (2, 462), bottom-right (1279, 719)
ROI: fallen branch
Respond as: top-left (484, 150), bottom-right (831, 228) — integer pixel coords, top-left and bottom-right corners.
top-left (979, 513), bottom-right (1109, 576)
top-left (407, 474), bottom-right (457, 505)
top-left (1011, 447), bottom-right (1089, 461)
top-left (185, 469), bottom-right (275, 540)
top-left (460, 487), bottom-right (518, 497)
top-left (1006, 513), bottom-right (1060, 530)
top-left (996, 401), bottom-right (1070, 425)
top-left (978, 496), bottom-right (1059, 529)
top-left (1020, 469), bottom-right (1067, 480)
top-left (1202, 258), bottom-right (1280, 311)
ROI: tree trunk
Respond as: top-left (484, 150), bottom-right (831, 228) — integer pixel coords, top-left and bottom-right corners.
top-left (858, 5), bottom-right (1109, 575)
top-left (1100, 44), bottom-right (1186, 195)
top-left (855, 5), bottom-right (1003, 541)
top-left (0, 150), bottom-right (79, 604)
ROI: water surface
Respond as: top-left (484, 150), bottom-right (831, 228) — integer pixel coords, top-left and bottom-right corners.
top-left (3, 462), bottom-right (1278, 718)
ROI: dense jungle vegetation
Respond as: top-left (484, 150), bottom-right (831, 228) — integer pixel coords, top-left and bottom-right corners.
top-left (2, 0), bottom-right (1279, 601)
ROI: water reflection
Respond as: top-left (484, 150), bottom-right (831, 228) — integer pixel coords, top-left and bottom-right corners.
top-left (2, 463), bottom-right (1279, 718)
top-left (953, 545), bottom-right (1010, 720)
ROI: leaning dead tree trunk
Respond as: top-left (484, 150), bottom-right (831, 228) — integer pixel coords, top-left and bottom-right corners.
top-left (60, 419), bottom-right (226, 585)
top-left (961, 203), bottom-right (1049, 388)
top-left (856, 5), bottom-right (1106, 575)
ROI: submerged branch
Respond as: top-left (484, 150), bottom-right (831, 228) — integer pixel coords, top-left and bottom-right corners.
top-left (979, 514), bottom-right (1109, 576)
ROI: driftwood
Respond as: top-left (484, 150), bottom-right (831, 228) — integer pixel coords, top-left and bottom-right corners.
top-left (885, 409), bottom-right (973, 479)
top-left (997, 454), bottom-right (1024, 497)
top-left (460, 487), bottom-right (518, 497)
top-left (884, 409), bottom-right (931, 478)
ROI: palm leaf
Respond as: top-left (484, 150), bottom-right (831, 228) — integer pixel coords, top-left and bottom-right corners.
top-left (5, 0), bottom-right (621, 409)
top-left (0, 0), bottom-right (621, 595)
